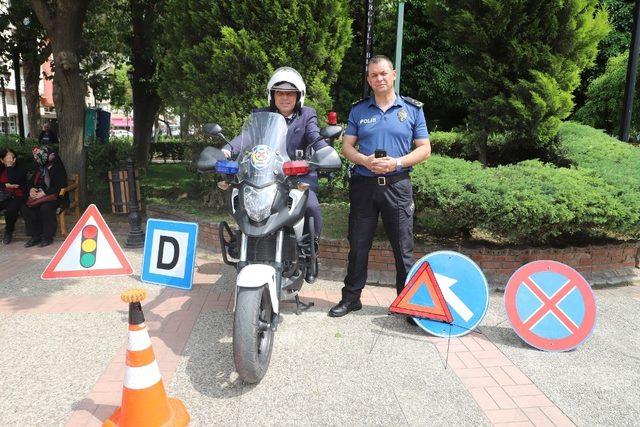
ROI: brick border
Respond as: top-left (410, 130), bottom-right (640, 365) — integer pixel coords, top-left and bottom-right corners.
top-left (430, 332), bottom-right (575, 426)
top-left (147, 204), bottom-right (640, 290)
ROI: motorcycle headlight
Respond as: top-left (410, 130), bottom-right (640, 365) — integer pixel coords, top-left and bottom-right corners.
top-left (243, 184), bottom-right (278, 222)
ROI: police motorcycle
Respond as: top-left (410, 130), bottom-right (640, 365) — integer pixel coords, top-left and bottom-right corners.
top-left (197, 112), bottom-right (342, 383)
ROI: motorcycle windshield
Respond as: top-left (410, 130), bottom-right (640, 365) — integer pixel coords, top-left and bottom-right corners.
top-left (236, 112), bottom-right (289, 187)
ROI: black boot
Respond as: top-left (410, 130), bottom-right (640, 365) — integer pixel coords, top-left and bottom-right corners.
top-left (2, 231), bottom-right (12, 245)
top-left (24, 236), bottom-right (42, 248)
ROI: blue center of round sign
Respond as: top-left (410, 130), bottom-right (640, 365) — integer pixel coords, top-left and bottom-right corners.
top-left (410, 251), bottom-right (489, 337)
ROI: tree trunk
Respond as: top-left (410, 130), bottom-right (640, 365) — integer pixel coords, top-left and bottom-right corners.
top-left (23, 56), bottom-right (41, 139)
top-left (130, 0), bottom-right (162, 168)
top-left (30, 0), bottom-right (90, 204)
top-left (132, 90), bottom-right (160, 166)
top-left (180, 110), bottom-right (190, 138)
top-left (477, 133), bottom-right (488, 166)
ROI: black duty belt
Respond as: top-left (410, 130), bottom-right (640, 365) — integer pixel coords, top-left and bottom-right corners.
top-left (350, 172), bottom-right (410, 186)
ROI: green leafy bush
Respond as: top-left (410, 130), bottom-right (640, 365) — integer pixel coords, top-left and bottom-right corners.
top-left (150, 140), bottom-right (186, 162)
top-left (411, 151), bottom-right (633, 243)
top-left (429, 131), bottom-right (474, 159)
top-left (86, 139), bottom-right (133, 179)
top-left (558, 121), bottom-right (640, 234)
top-left (573, 52), bottom-right (640, 136)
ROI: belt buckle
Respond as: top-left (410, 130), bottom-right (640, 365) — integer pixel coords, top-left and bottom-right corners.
top-left (377, 176), bottom-right (386, 186)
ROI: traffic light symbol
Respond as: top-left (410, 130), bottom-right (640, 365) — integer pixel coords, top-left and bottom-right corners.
top-left (80, 225), bottom-right (98, 268)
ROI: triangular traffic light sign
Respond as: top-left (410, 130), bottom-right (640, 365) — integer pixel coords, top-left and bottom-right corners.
top-left (390, 261), bottom-right (453, 323)
top-left (41, 204), bottom-right (133, 280)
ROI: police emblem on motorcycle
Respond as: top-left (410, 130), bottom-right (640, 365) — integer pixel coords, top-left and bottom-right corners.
top-left (398, 109), bottom-right (408, 122)
top-left (251, 145), bottom-right (273, 169)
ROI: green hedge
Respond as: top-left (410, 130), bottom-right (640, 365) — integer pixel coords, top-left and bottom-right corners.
top-left (410, 122), bottom-right (640, 243)
top-left (558, 121), bottom-right (640, 235)
top-left (412, 156), bottom-right (626, 243)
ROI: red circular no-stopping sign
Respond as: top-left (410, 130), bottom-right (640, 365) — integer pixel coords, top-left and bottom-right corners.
top-left (504, 260), bottom-right (596, 352)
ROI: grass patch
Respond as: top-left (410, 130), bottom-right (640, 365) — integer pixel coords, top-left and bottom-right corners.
top-left (141, 162), bottom-right (199, 192)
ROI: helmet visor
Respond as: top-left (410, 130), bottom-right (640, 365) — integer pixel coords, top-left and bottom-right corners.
top-left (271, 81), bottom-right (298, 91)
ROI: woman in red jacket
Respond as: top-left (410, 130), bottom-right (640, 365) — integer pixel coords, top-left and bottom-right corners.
top-left (0, 148), bottom-right (27, 245)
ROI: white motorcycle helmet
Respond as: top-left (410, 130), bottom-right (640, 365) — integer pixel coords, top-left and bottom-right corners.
top-left (267, 67), bottom-right (306, 111)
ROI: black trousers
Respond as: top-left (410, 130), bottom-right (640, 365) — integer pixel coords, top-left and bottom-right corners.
top-left (21, 201), bottom-right (59, 240)
top-left (0, 197), bottom-right (23, 233)
top-left (342, 175), bottom-right (415, 302)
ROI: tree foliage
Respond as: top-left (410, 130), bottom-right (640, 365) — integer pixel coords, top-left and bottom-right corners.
top-left (573, 52), bottom-right (638, 135)
top-left (435, 0), bottom-right (609, 164)
top-left (574, 0), bottom-right (635, 108)
top-left (0, 0), bottom-right (51, 136)
top-left (159, 0), bottom-right (352, 135)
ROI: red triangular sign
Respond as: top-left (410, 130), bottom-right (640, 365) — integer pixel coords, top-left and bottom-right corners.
top-left (41, 204), bottom-right (133, 280)
top-left (390, 261), bottom-right (453, 323)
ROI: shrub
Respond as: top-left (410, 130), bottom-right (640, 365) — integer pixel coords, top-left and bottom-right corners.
top-left (573, 52), bottom-right (640, 136)
top-left (411, 151), bottom-right (633, 243)
top-left (150, 140), bottom-right (186, 162)
top-left (429, 131), bottom-right (474, 159)
top-left (558, 121), bottom-right (640, 234)
top-left (411, 156), bottom-right (487, 237)
top-left (86, 139), bottom-right (133, 179)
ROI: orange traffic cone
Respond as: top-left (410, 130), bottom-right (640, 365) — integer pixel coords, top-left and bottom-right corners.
top-left (104, 289), bottom-right (190, 427)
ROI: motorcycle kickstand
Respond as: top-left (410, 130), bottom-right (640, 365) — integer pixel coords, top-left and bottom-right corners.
top-left (295, 295), bottom-right (314, 315)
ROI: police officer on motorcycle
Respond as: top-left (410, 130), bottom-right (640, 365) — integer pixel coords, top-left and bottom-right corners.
top-left (223, 67), bottom-right (328, 245)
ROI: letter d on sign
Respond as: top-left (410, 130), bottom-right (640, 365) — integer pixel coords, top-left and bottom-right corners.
top-left (157, 236), bottom-right (179, 270)
top-left (142, 219), bottom-right (199, 290)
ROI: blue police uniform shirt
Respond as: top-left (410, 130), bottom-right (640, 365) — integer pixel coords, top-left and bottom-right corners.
top-left (345, 94), bottom-right (429, 177)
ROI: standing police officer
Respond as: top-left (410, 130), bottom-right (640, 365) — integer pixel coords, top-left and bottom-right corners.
top-left (329, 55), bottom-right (431, 317)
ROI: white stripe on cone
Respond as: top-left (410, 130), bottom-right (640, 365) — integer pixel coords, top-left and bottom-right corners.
top-left (124, 361), bottom-right (162, 390)
top-left (127, 325), bottom-right (151, 351)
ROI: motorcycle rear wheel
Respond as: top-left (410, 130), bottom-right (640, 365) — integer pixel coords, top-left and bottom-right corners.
top-left (233, 286), bottom-right (275, 383)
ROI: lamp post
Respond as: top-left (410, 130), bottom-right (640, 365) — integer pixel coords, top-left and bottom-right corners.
top-left (362, 0), bottom-right (375, 98)
top-left (620, 0), bottom-right (640, 142)
top-left (0, 73), bottom-right (8, 134)
top-left (394, 2), bottom-right (405, 94)
top-left (12, 47), bottom-right (25, 141)
top-left (125, 157), bottom-right (145, 248)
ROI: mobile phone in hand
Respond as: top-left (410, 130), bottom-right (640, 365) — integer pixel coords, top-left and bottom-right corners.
top-left (374, 149), bottom-right (387, 158)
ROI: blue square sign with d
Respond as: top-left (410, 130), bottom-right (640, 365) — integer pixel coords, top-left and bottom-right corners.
top-left (141, 219), bottom-right (199, 290)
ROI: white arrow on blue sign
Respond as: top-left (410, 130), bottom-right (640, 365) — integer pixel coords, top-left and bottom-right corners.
top-left (410, 251), bottom-right (489, 337)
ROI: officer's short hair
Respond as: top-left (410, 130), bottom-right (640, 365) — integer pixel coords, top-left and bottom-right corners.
top-left (368, 55), bottom-right (394, 70)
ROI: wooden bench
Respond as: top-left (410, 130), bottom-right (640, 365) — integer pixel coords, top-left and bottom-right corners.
top-left (58, 173), bottom-right (80, 237)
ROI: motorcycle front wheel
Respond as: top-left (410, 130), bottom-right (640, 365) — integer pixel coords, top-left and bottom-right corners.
top-left (233, 286), bottom-right (275, 383)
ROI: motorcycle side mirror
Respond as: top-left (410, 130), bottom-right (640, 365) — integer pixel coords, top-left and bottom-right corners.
top-left (320, 125), bottom-right (343, 141)
top-left (204, 123), bottom-right (223, 136)
top-left (203, 123), bottom-right (230, 143)
top-left (308, 146), bottom-right (341, 171)
top-left (197, 146), bottom-right (226, 173)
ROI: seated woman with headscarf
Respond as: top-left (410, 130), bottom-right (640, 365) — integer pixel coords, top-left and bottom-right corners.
top-left (22, 146), bottom-right (68, 248)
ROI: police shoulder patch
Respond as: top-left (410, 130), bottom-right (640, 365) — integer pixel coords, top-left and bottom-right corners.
top-left (352, 97), bottom-right (369, 106)
top-left (402, 96), bottom-right (424, 108)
